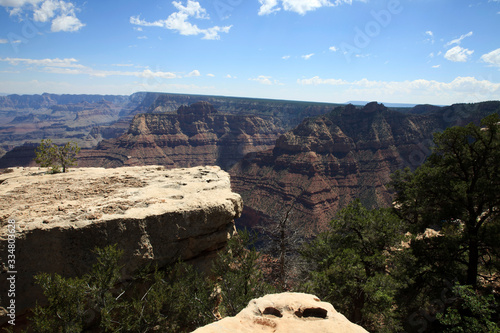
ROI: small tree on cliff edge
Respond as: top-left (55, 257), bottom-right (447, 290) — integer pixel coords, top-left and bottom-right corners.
top-left (35, 139), bottom-right (80, 173)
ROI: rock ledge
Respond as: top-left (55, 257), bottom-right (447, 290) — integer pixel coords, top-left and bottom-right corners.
top-left (0, 165), bottom-right (242, 316)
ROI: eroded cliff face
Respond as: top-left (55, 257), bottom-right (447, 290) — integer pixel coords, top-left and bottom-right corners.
top-left (0, 165), bottom-right (242, 317)
top-left (230, 102), bottom-right (500, 235)
top-left (79, 102), bottom-right (282, 170)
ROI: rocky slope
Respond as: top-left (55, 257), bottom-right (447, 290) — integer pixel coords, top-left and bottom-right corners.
top-left (0, 165), bottom-right (242, 317)
top-left (78, 102), bottom-right (283, 170)
top-left (194, 292), bottom-right (368, 333)
top-left (230, 101), bottom-right (500, 235)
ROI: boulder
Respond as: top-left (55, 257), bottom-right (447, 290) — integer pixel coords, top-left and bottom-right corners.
top-left (193, 292), bottom-right (368, 333)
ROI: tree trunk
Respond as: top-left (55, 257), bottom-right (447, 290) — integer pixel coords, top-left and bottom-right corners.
top-left (466, 231), bottom-right (479, 287)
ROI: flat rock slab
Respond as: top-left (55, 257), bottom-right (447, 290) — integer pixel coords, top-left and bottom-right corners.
top-left (0, 165), bottom-right (241, 229)
top-left (0, 165), bottom-right (242, 318)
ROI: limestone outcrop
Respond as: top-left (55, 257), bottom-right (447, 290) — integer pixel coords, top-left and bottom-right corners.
top-left (0, 165), bottom-right (242, 317)
top-left (193, 292), bottom-right (368, 333)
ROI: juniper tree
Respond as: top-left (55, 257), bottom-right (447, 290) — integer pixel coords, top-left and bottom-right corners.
top-left (35, 139), bottom-right (80, 173)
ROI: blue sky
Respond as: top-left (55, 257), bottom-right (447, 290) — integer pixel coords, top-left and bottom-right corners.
top-left (0, 0), bottom-right (499, 105)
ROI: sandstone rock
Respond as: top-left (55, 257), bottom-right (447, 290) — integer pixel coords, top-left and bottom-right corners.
top-left (0, 165), bottom-right (242, 317)
top-left (78, 102), bottom-right (283, 170)
top-left (193, 292), bottom-right (368, 333)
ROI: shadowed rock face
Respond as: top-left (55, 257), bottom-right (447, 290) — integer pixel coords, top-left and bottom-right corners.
top-left (0, 165), bottom-right (242, 318)
top-left (193, 292), bottom-right (368, 333)
top-left (230, 101), bottom-right (500, 236)
top-left (78, 102), bottom-right (283, 170)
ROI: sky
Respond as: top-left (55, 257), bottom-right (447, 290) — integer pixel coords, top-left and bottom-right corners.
top-left (0, 0), bottom-right (500, 105)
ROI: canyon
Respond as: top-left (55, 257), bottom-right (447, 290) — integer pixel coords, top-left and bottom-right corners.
top-left (230, 101), bottom-right (500, 235)
top-left (1, 94), bottom-right (499, 237)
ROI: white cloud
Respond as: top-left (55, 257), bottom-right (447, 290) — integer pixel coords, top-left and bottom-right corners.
top-left (481, 48), bottom-right (500, 68)
top-left (0, 57), bottom-right (179, 79)
top-left (302, 53), bottom-right (314, 60)
top-left (282, 55), bottom-right (290, 60)
top-left (424, 30), bottom-right (434, 44)
top-left (0, 0), bottom-right (85, 32)
top-left (445, 31), bottom-right (473, 46)
top-left (444, 46), bottom-right (474, 62)
top-left (51, 14), bottom-right (85, 32)
top-left (186, 69), bottom-right (201, 77)
top-left (249, 75), bottom-right (272, 85)
top-left (130, 0), bottom-right (231, 40)
top-left (297, 76), bottom-right (500, 103)
top-left (33, 0), bottom-right (58, 22)
top-left (137, 36), bottom-right (148, 40)
top-left (258, 0), bottom-right (355, 15)
top-left (249, 75), bottom-right (283, 85)
top-left (329, 46), bottom-right (338, 52)
top-left (0, 39), bottom-right (8, 44)
top-left (206, 73), bottom-right (215, 77)
top-left (298, 76), bottom-right (347, 85)
top-left (432, 64), bottom-right (441, 68)
top-left (258, 0), bottom-right (280, 15)
top-left (1, 57), bottom-right (84, 67)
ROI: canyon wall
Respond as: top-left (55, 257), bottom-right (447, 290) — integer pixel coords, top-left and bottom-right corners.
top-left (230, 101), bottom-right (500, 235)
top-left (78, 101), bottom-right (283, 170)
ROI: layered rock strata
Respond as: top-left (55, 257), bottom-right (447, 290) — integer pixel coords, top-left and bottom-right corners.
top-left (78, 102), bottom-right (282, 170)
top-left (230, 101), bottom-right (500, 235)
top-left (193, 292), bottom-right (368, 333)
top-left (0, 165), bottom-right (242, 317)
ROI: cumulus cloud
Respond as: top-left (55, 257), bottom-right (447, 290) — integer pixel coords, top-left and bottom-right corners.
top-left (329, 46), bottom-right (338, 52)
top-left (258, 0), bottom-right (354, 15)
top-left (444, 46), bottom-right (474, 62)
top-left (282, 55), bottom-right (290, 60)
top-left (130, 0), bottom-right (231, 40)
top-left (481, 48), bottom-right (500, 68)
top-left (445, 31), bottom-right (473, 46)
top-left (51, 13), bottom-right (85, 32)
top-left (0, 0), bottom-right (85, 32)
